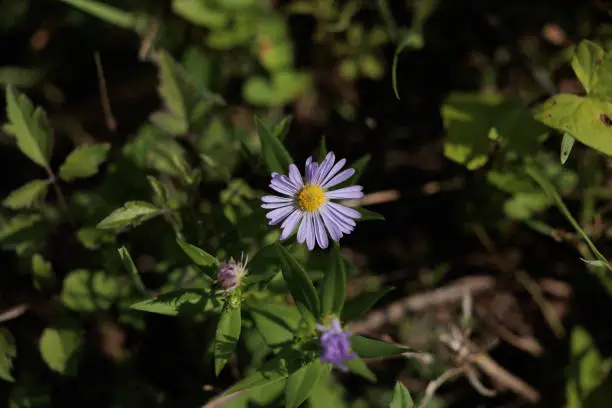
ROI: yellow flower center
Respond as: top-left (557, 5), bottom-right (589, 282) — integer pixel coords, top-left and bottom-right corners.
top-left (297, 185), bottom-right (325, 212)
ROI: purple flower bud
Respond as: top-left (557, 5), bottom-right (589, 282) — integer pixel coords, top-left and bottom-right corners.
top-left (217, 254), bottom-right (248, 292)
top-left (316, 318), bottom-right (356, 371)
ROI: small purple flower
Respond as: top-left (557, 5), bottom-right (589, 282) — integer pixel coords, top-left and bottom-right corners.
top-left (316, 318), bottom-right (356, 371)
top-left (217, 253), bottom-right (248, 292)
top-left (261, 152), bottom-right (364, 250)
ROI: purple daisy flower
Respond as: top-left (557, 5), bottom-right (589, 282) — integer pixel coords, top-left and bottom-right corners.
top-left (316, 318), bottom-right (356, 371)
top-left (217, 253), bottom-right (248, 292)
top-left (261, 152), bottom-right (364, 250)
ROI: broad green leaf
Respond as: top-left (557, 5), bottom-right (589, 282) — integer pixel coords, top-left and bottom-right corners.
top-left (533, 94), bottom-right (612, 156)
top-left (58, 143), bottom-right (110, 182)
top-left (2, 179), bottom-right (48, 209)
top-left (350, 335), bottom-right (411, 358)
top-left (151, 51), bottom-right (190, 135)
top-left (39, 325), bottom-right (82, 375)
top-left (215, 305), bottom-right (242, 376)
top-left (256, 116), bottom-right (293, 174)
top-left (341, 287), bottom-right (393, 322)
top-left (571, 40), bottom-right (605, 94)
top-left (345, 357), bottom-right (376, 382)
top-left (130, 289), bottom-right (208, 316)
top-left (389, 382), bottom-right (414, 408)
top-left (118, 246), bottom-right (149, 297)
top-left (176, 238), bottom-right (218, 267)
top-left (0, 328), bottom-right (16, 382)
top-left (561, 133), bottom-right (575, 165)
top-left (354, 206), bottom-right (385, 221)
top-left (97, 201), bottom-right (162, 231)
top-left (223, 355), bottom-right (291, 396)
top-left (319, 244), bottom-right (346, 316)
top-left (4, 85), bottom-right (53, 168)
top-left (285, 360), bottom-right (330, 408)
top-left (307, 377), bottom-right (348, 408)
top-left (249, 300), bottom-right (300, 346)
top-left (441, 92), bottom-right (502, 170)
top-left (275, 243), bottom-right (320, 321)
top-left (60, 269), bottom-right (119, 312)
top-left (58, 0), bottom-right (136, 29)
top-left (32, 253), bottom-right (55, 291)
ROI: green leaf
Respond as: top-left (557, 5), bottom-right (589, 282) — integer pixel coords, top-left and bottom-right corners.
top-left (273, 115), bottom-right (293, 142)
top-left (32, 253), bottom-right (55, 291)
top-left (58, 0), bottom-right (136, 29)
top-left (316, 135), bottom-right (327, 162)
top-left (223, 354), bottom-right (291, 396)
top-left (118, 246), bottom-right (149, 297)
top-left (4, 85), bottom-right (53, 168)
top-left (256, 116), bottom-right (293, 174)
top-left (354, 206), bottom-right (385, 221)
top-left (215, 305), bottom-right (242, 376)
top-left (176, 238), bottom-right (218, 267)
top-left (561, 133), bottom-right (575, 165)
top-left (60, 269), bottom-right (119, 312)
top-left (392, 31), bottom-right (423, 100)
top-left (0, 328), bottom-right (16, 382)
top-left (347, 154), bottom-right (371, 185)
top-left (39, 324), bottom-right (82, 375)
top-left (97, 201), bottom-right (162, 231)
top-left (285, 360), bottom-right (330, 408)
top-left (345, 357), bottom-right (376, 382)
top-left (570, 40), bottom-right (612, 100)
top-left (172, 0), bottom-right (228, 29)
top-left (275, 243), bottom-right (320, 321)
top-left (147, 175), bottom-right (170, 208)
top-left (341, 287), bottom-right (392, 322)
top-left (350, 335), bottom-right (411, 358)
top-left (2, 179), bottom-right (48, 209)
top-left (389, 382), bottom-right (414, 408)
top-left (249, 300), bottom-right (300, 347)
top-left (580, 258), bottom-right (607, 268)
top-left (130, 289), bottom-right (208, 316)
top-left (58, 143), bottom-right (110, 182)
top-left (533, 94), bottom-right (612, 156)
top-left (319, 244), bottom-right (346, 317)
top-left (151, 51), bottom-right (190, 135)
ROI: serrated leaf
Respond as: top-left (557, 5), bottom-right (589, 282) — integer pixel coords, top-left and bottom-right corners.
top-left (389, 382), bottom-right (414, 408)
top-left (345, 357), bottom-right (376, 382)
top-left (560, 133), bottom-right (575, 165)
top-left (0, 328), bottom-right (16, 382)
top-left (60, 269), bottom-right (119, 312)
top-left (58, 143), bottom-right (110, 182)
top-left (118, 246), bottom-right (149, 297)
top-left (285, 360), bottom-right (330, 408)
top-left (39, 325), bottom-right (82, 375)
top-left (319, 244), bottom-right (346, 317)
top-left (130, 289), bottom-right (208, 316)
top-left (534, 94), bottom-right (612, 156)
top-left (256, 116), bottom-right (293, 174)
top-left (341, 287), bottom-right (392, 322)
top-left (215, 305), bottom-right (241, 376)
top-left (32, 253), bottom-right (55, 291)
top-left (97, 201), bottom-right (162, 230)
top-left (350, 335), bottom-right (411, 358)
top-left (354, 206), bottom-right (385, 221)
top-left (275, 243), bottom-right (320, 321)
top-left (58, 0), bottom-right (135, 29)
top-left (2, 179), bottom-right (48, 209)
top-left (4, 85), bottom-right (53, 168)
top-left (176, 238), bottom-right (218, 267)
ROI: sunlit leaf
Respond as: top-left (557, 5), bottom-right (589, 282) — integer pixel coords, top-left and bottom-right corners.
top-left (39, 324), bottom-right (82, 375)
top-left (285, 360), bottom-right (330, 408)
top-left (0, 328), bottom-right (16, 382)
top-left (130, 289), bottom-right (208, 316)
top-left (97, 201), bottom-right (162, 231)
top-left (2, 179), bottom-right (48, 209)
top-left (389, 382), bottom-right (414, 408)
top-left (58, 143), bottom-right (110, 182)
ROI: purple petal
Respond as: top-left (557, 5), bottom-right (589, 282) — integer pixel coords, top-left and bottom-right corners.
top-left (324, 205), bottom-right (355, 234)
top-left (314, 152), bottom-right (335, 185)
top-left (271, 174), bottom-right (300, 194)
top-left (266, 205), bottom-right (294, 225)
top-left (305, 214), bottom-right (316, 251)
top-left (313, 213), bottom-right (329, 249)
top-left (320, 159), bottom-right (346, 186)
top-left (297, 213), bottom-right (309, 243)
top-left (262, 202), bottom-right (293, 209)
top-left (288, 164), bottom-right (304, 188)
top-left (261, 195), bottom-right (292, 203)
top-left (328, 202), bottom-right (361, 219)
top-left (326, 185), bottom-right (363, 199)
top-left (280, 210), bottom-right (302, 240)
top-left (322, 168), bottom-right (355, 189)
top-left (320, 207), bottom-right (343, 241)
